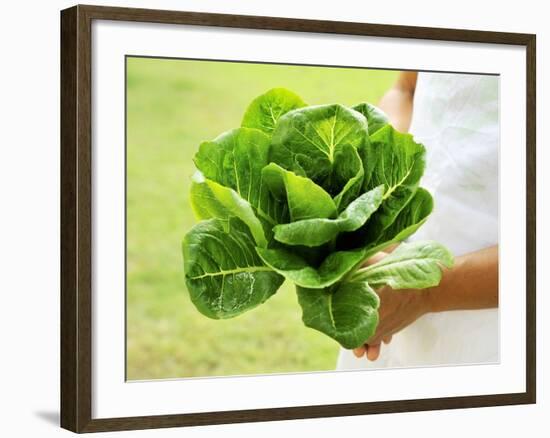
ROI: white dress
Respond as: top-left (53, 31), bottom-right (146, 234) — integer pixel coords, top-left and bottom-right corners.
top-left (337, 72), bottom-right (499, 370)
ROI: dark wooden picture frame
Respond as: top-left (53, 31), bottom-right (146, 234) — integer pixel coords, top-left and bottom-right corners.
top-left (61, 4), bottom-right (536, 433)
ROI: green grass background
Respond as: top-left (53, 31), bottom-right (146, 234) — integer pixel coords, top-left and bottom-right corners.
top-left (126, 57), bottom-right (397, 380)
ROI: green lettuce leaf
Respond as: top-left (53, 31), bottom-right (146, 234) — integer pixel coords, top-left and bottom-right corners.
top-left (256, 246), bottom-right (367, 288)
top-left (190, 171), bottom-right (268, 247)
top-left (241, 88), bottom-right (306, 134)
top-left (377, 187), bottom-right (434, 244)
top-left (297, 281), bottom-right (380, 349)
top-left (353, 240), bottom-right (454, 289)
top-left (183, 217), bottom-right (284, 319)
top-left (362, 125), bottom-right (426, 235)
top-left (353, 186), bottom-right (433, 248)
top-left (194, 127), bottom-right (287, 226)
top-left (262, 163), bottom-right (337, 221)
top-left (352, 102), bottom-right (389, 135)
top-left (270, 104), bottom-right (370, 194)
top-left (332, 144), bottom-right (365, 211)
top-left (273, 185), bottom-right (384, 247)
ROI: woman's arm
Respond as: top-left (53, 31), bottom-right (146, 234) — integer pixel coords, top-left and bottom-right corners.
top-left (377, 71), bottom-right (418, 133)
top-left (354, 245), bottom-right (499, 360)
top-left (428, 245), bottom-right (499, 312)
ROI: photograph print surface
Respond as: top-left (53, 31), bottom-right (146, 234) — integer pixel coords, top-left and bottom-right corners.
top-left (125, 57), bottom-right (499, 380)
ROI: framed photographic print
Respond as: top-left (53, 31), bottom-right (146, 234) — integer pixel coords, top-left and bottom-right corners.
top-left (60, 4), bottom-right (536, 433)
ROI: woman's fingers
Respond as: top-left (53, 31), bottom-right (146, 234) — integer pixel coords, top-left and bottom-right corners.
top-left (363, 252), bottom-right (388, 267)
top-left (366, 343), bottom-right (381, 361)
top-left (354, 334), bottom-right (392, 360)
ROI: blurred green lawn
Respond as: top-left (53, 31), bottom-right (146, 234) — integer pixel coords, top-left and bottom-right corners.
top-left (126, 57), bottom-right (397, 380)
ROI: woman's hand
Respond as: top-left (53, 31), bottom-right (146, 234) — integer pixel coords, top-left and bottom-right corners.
top-left (353, 285), bottom-right (432, 361)
top-left (352, 245), bottom-right (499, 361)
